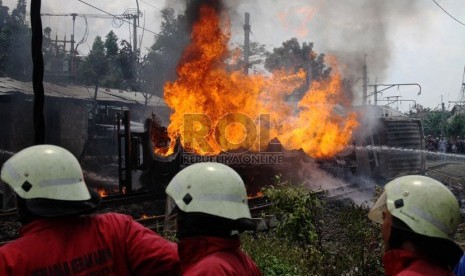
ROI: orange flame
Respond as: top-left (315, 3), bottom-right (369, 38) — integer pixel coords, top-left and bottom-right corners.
top-left (157, 4), bottom-right (358, 159)
top-left (248, 191), bottom-right (264, 199)
top-left (97, 187), bottom-right (108, 198)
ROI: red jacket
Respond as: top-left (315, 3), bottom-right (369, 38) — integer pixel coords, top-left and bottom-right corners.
top-left (178, 236), bottom-right (262, 276)
top-left (383, 249), bottom-right (454, 276)
top-left (0, 213), bottom-right (180, 275)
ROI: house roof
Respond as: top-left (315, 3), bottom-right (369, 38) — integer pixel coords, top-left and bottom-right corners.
top-left (0, 77), bottom-right (167, 107)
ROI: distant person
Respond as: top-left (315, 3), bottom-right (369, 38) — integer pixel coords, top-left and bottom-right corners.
top-left (457, 136), bottom-right (464, 154)
top-left (368, 175), bottom-right (463, 276)
top-left (438, 137), bottom-right (448, 158)
top-left (0, 145), bottom-right (180, 275)
top-left (426, 135), bottom-right (436, 151)
top-left (449, 137), bottom-right (457, 154)
top-left (165, 162), bottom-right (262, 275)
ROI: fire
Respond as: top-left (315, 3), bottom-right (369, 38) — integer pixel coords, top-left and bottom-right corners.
top-left (156, 4), bottom-right (358, 159)
top-left (248, 191), bottom-right (264, 199)
top-left (97, 187), bottom-right (108, 198)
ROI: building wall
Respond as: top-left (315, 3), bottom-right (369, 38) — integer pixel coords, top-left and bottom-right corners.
top-left (0, 95), bottom-right (88, 157)
top-left (0, 96), bottom-right (34, 152)
top-left (50, 99), bottom-right (88, 156)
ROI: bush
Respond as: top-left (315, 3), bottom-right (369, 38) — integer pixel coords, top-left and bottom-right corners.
top-left (241, 179), bottom-right (384, 275)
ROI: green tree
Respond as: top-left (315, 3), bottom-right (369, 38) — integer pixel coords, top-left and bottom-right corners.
top-left (422, 110), bottom-right (449, 137)
top-left (104, 30), bottom-right (119, 58)
top-left (446, 114), bottom-right (465, 138)
top-left (0, 0), bottom-right (31, 80)
top-left (101, 31), bottom-right (122, 88)
top-left (0, 2), bottom-right (11, 75)
top-left (228, 41), bottom-right (268, 73)
top-left (10, 0), bottom-right (25, 23)
top-left (79, 36), bottom-right (108, 99)
top-left (117, 39), bottom-right (139, 91)
top-left (265, 38), bottom-right (331, 100)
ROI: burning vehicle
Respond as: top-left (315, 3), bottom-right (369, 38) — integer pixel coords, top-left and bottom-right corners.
top-left (117, 2), bottom-right (425, 196)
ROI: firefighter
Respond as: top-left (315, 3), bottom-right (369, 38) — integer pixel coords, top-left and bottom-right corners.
top-left (0, 144), bottom-right (180, 275)
top-left (165, 162), bottom-right (262, 275)
top-left (368, 175), bottom-right (463, 276)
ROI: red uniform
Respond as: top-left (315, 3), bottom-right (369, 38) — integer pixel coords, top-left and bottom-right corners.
top-left (0, 213), bottom-right (180, 275)
top-left (383, 249), bottom-right (454, 276)
top-left (178, 236), bottom-right (262, 276)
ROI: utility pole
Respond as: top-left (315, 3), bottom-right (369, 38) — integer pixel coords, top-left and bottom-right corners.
top-left (70, 13), bottom-right (77, 76)
top-left (441, 95), bottom-right (445, 137)
top-left (363, 55), bottom-right (368, 105)
top-left (133, 16), bottom-right (137, 53)
top-left (122, 8), bottom-right (141, 54)
top-left (460, 66), bottom-right (465, 103)
top-left (243, 12), bottom-right (250, 75)
top-left (135, 0), bottom-right (140, 54)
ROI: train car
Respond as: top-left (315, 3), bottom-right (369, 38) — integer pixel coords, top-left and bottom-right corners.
top-left (351, 105), bottom-right (426, 180)
top-left (120, 105), bottom-right (426, 194)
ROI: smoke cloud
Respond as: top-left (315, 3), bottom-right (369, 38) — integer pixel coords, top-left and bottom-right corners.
top-left (166, 0), bottom-right (427, 104)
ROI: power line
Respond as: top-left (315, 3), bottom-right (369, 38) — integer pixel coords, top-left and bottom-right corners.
top-left (431, 0), bottom-right (465, 27)
top-left (76, 0), bottom-right (159, 35)
top-left (139, 0), bottom-right (162, 12)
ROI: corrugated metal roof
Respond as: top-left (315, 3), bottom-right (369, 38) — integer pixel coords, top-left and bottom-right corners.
top-left (0, 77), bottom-right (167, 107)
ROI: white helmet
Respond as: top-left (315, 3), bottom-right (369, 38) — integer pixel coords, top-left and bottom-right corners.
top-left (165, 162), bottom-right (251, 220)
top-left (369, 175), bottom-right (462, 241)
top-left (1, 145), bottom-right (100, 217)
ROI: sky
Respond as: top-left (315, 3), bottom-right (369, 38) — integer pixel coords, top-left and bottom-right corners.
top-left (4, 0), bottom-right (465, 112)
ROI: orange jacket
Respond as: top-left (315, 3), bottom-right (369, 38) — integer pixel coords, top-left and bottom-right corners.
top-left (0, 213), bottom-right (180, 275)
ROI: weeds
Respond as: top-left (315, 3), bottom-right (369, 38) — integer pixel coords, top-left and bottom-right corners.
top-left (241, 179), bottom-right (384, 275)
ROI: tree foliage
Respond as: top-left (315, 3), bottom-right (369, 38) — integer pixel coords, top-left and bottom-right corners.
top-left (228, 41), bottom-right (268, 73)
top-left (104, 31), bottom-right (119, 58)
top-left (0, 0), bottom-right (31, 80)
top-left (421, 110), bottom-right (450, 137)
top-left (446, 114), bottom-right (465, 138)
top-left (264, 38), bottom-right (331, 100)
top-left (117, 39), bottom-right (139, 90)
top-left (78, 36), bottom-right (108, 99)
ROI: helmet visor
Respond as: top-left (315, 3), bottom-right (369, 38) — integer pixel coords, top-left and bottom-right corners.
top-left (368, 191), bottom-right (387, 225)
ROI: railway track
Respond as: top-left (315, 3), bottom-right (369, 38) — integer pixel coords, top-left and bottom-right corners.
top-left (425, 161), bottom-right (465, 187)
